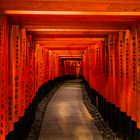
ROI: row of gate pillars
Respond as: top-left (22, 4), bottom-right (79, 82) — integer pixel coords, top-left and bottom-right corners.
top-left (83, 78), bottom-right (140, 140)
top-left (6, 76), bottom-right (70, 140)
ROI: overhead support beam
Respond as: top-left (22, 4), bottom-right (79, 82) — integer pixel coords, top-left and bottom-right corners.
top-left (30, 32), bottom-right (109, 40)
top-left (1, 1), bottom-right (140, 12)
top-left (27, 29), bottom-right (121, 40)
top-left (22, 24), bottom-right (130, 30)
top-left (36, 38), bottom-right (105, 41)
top-left (27, 28), bottom-right (125, 32)
top-left (36, 38), bottom-right (105, 44)
top-left (36, 38), bottom-right (104, 50)
top-left (32, 34), bottom-right (107, 38)
top-left (53, 50), bottom-right (83, 55)
top-left (4, 10), bottom-right (140, 16)
top-left (59, 56), bottom-right (82, 60)
top-left (46, 48), bottom-right (86, 50)
top-left (23, 24), bottom-right (130, 29)
top-left (37, 38), bottom-right (105, 50)
top-left (30, 31), bottom-right (110, 34)
top-left (59, 55), bottom-right (82, 58)
top-left (9, 15), bottom-right (139, 25)
top-left (43, 46), bottom-right (87, 50)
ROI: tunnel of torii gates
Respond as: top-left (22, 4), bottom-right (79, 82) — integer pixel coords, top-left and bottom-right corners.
top-left (1, 1), bottom-right (140, 140)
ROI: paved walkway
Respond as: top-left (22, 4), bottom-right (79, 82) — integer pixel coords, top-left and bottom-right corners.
top-left (38, 80), bottom-right (103, 140)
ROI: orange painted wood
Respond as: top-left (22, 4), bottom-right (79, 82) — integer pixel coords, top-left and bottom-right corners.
top-left (7, 20), bottom-right (14, 134)
top-left (125, 30), bottom-right (132, 117)
top-left (20, 28), bottom-right (26, 116)
top-left (10, 25), bottom-right (21, 122)
top-left (1, 1), bottom-right (140, 13)
top-left (130, 26), bottom-right (137, 121)
top-left (136, 26), bottom-right (140, 129)
top-left (118, 32), bottom-right (126, 112)
top-left (24, 35), bottom-right (29, 109)
top-left (108, 34), bottom-right (114, 104)
top-left (103, 40), bottom-right (109, 101)
top-left (112, 34), bottom-right (118, 106)
top-left (88, 45), bottom-right (94, 88)
top-left (34, 44), bottom-right (39, 92)
top-left (0, 15), bottom-right (7, 140)
top-left (28, 37), bottom-right (35, 104)
top-left (48, 50), bottom-right (53, 80)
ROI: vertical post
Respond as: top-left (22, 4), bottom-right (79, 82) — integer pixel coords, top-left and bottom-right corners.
top-left (10, 25), bottom-right (21, 123)
top-left (0, 15), bottom-right (8, 140)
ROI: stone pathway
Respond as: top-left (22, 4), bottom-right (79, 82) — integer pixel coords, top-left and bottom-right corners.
top-left (38, 80), bottom-right (102, 140)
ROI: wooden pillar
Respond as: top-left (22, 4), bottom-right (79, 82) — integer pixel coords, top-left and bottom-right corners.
top-left (130, 26), bottom-right (137, 122)
top-left (136, 26), bottom-right (140, 130)
top-left (10, 25), bottom-right (21, 123)
top-left (20, 28), bottom-right (26, 117)
top-left (125, 30), bottom-right (132, 117)
top-left (108, 34), bottom-right (114, 104)
top-left (0, 15), bottom-right (8, 140)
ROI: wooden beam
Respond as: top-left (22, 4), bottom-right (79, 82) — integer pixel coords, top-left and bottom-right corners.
top-left (57, 54), bottom-right (82, 56)
top-left (1, 0), bottom-right (140, 3)
top-left (9, 15), bottom-right (138, 27)
top-left (36, 38), bottom-right (104, 50)
top-left (32, 34), bottom-right (107, 38)
top-left (37, 37), bottom-right (105, 49)
top-left (3, 10), bottom-right (140, 15)
top-left (36, 38), bottom-right (105, 41)
top-left (46, 47), bottom-right (86, 50)
top-left (22, 23), bottom-right (130, 30)
top-left (1, 1), bottom-right (140, 12)
top-left (52, 50), bottom-right (83, 54)
top-left (59, 56), bottom-right (82, 59)
top-left (6, 14), bottom-right (140, 22)
top-left (37, 39), bottom-right (104, 49)
top-left (29, 31), bottom-right (109, 36)
top-left (41, 45), bottom-right (88, 51)
top-left (27, 28), bottom-right (125, 32)
top-left (27, 29), bottom-right (121, 39)
top-left (37, 38), bottom-right (105, 44)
